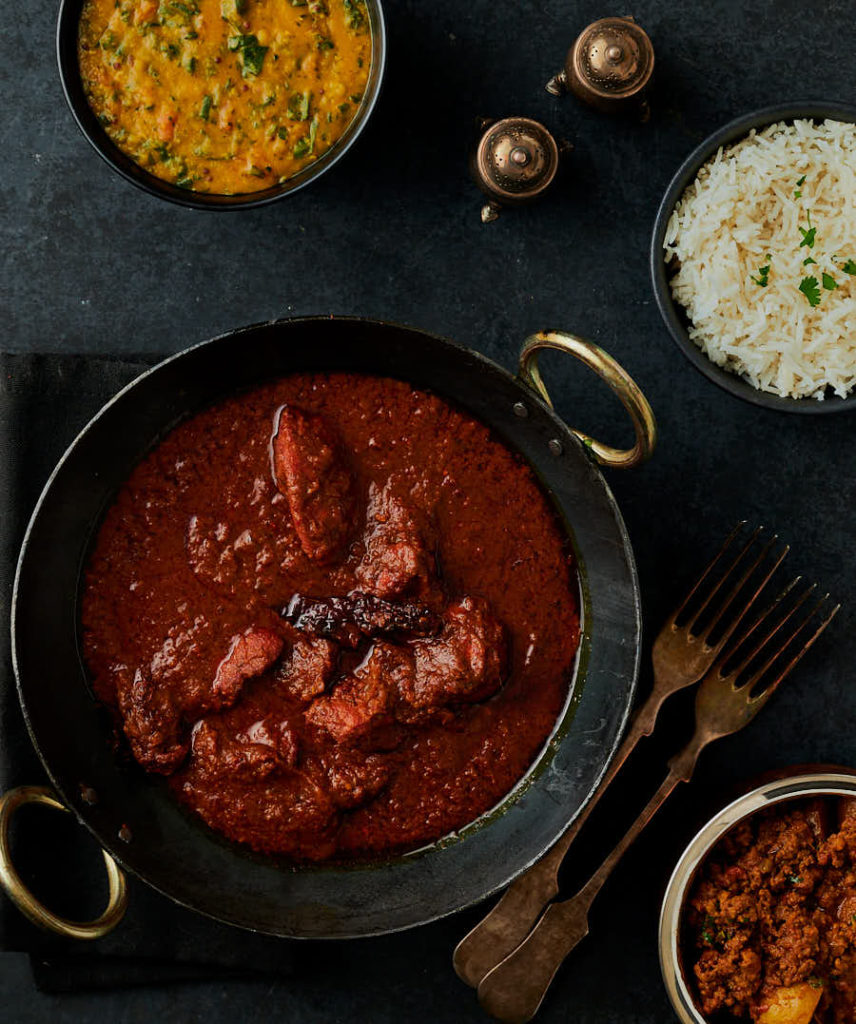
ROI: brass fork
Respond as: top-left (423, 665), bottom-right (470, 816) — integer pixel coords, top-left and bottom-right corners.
top-left (454, 524), bottom-right (786, 988)
top-left (475, 579), bottom-right (839, 1024)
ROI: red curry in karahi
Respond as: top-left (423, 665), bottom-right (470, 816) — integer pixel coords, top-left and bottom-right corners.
top-left (82, 373), bottom-right (580, 860)
top-left (687, 796), bottom-right (856, 1024)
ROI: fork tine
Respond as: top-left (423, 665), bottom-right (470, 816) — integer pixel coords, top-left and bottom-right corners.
top-left (689, 529), bottom-right (774, 633)
top-left (748, 601), bottom-right (840, 704)
top-left (670, 522), bottom-right (752, 626)
top-left (725, 579), bottom-right (814, 680)
top-left (741, 591), bottom-right (831, 691)
top-left (701, 539), bottom-right (789, 648)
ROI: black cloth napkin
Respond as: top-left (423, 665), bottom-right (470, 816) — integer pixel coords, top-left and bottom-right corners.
top-left (0, 354), bottom-right (308, 990)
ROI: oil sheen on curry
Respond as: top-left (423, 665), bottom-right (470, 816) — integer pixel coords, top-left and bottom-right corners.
top-left (77, 0), bottom-right (371, 193)
top-left (82, 374), bottom-right (580, 860)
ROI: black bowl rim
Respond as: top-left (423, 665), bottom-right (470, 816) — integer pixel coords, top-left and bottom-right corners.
top-left (650, 100), bottom-right (856, 414)
top-left (56, 0), bottom-right (387, 210)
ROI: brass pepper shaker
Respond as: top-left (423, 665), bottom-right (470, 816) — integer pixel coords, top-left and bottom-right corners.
top-left (546, 16), bottom-right (654, 120)
top-left (470, 117), bottom-right (570, 223)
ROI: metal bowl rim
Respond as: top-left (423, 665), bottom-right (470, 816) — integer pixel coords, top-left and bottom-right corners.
top-left (650, 100), bottom-right (856, 414)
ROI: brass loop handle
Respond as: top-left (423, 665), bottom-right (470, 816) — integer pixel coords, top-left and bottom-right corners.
top-left (0, 785), bottom-right (128, 940)
top-left (518, 330), bottom-right (657, 469)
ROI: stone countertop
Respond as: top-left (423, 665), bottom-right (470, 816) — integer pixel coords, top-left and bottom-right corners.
top-left (2, 0), bottom-right (855, 1020)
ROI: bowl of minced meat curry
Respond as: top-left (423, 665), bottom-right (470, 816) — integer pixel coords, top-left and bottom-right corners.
top-left (58, 0), bottom-right (385, 206)
top-left (660, 771), bottom-right (856, 1024)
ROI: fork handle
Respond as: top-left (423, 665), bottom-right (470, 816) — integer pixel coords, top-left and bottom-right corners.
top-left (475, 734), bottom-right (707, 1024)
top-left (453, 689), bottom-right (666, 989)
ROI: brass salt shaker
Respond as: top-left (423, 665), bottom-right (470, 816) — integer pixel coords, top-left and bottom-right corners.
top-left (470, 117), bottom-right (569, 223)
top-left (546, 16), bottom-right (654, 120)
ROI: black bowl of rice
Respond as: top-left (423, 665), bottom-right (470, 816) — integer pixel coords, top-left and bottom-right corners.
top-left (651, 102), bottom-right (856, 412)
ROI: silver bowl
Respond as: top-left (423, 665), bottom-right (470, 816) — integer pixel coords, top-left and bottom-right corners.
top-left (659, 769), bottom-right (856, 1023)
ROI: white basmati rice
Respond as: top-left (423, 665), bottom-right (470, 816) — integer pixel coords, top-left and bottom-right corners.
top-left (664, 119), bottom-right (856, 400)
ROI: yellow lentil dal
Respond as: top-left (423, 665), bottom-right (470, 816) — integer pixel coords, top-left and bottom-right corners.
top-left (78, 0), bottom-right (372, 194)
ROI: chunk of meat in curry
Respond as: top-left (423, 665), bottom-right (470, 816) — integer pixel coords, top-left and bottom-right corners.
top-left (404, 597), bottom-right (507, 714)
top-left (271, 404), bottom-right (357, 562)
top-left (276, 635), bottom-right (338, 703)
top-left (355, 482), bottom-right (439, 601)
top-left (191, 715), bottom-right (298, 781)
top-left (212, 627), bottom-right (283, 707)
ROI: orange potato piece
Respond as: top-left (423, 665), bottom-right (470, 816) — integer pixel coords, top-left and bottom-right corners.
top-left (758, 983), bottom-right (822, 1024)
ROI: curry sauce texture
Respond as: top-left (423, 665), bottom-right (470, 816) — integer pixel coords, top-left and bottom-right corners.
top-left (82, 374), bottom-right (580, 861)
top-left (688, 797), bottom-right (856, 1023)
top-left (78, 0), bottom-right (371, 193)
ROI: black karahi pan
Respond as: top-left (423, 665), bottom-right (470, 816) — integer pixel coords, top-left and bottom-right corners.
top-left (1, 317), bottom-right (656, 940)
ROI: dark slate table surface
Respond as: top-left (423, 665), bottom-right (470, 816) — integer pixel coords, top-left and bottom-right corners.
top-left (3, 0), bottom-right (856, 1020)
